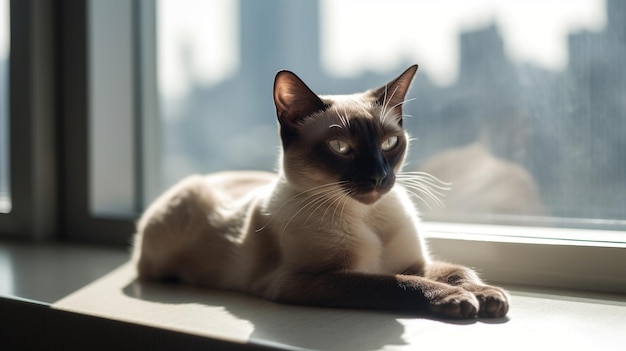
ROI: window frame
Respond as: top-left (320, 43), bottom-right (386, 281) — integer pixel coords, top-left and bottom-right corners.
top-left (136, 0), bottom-right (626, 294)
top-left (423, 223), bottom-right (626, 294)
top-left (59, 0), bottom-right (136, 244)
top-left (0, 0), bottom-right (57, 240)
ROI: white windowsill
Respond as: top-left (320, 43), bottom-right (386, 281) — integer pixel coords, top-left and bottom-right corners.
top-left (51, 262), bottom-right (626, 351)
top-left (1, 223), bottom-right (625, 350)
top-left (422, 222), bottom-right (626, 295)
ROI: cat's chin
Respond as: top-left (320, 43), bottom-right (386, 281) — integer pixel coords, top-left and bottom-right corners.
top-left (351, 190), bottom-right (387, 205)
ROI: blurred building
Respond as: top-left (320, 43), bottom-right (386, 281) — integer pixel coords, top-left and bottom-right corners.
top-left (164, 0), bottom-right (626, 221)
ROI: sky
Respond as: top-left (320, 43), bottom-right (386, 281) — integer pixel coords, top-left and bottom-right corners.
top-left (158, 0), bottom-right (606, 101)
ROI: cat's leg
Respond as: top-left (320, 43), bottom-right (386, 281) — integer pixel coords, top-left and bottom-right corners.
top-left (269, 271), bottom-right (481, 319)
top-left (424, 261), bottom-right (509, 318)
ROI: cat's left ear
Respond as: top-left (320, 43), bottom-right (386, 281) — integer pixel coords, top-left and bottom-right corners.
top-left (371, 65), bottom-right (418, 125)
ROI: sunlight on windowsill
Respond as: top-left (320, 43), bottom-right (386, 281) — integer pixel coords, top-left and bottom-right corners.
top-left (52, 261), bottom-right (626, 351)
top-left (423, 221), bottom-right (626, 247)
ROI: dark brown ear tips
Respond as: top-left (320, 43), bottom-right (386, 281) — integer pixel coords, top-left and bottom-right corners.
top-left (273, 70), bottom-right (325, 126)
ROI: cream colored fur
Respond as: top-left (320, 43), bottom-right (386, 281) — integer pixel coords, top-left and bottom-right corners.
top-left (132, 66), bottom-right (509, 319)
top-left (134, 170), bottom-right (429, 300)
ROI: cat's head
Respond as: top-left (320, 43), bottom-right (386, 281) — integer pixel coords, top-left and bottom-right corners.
top-left (273, 65), bottom-right (418, 205)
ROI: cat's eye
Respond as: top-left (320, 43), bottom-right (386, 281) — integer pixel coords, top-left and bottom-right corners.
top-left (328, 140), bottom-right (351, 155)
top-left (381, 136), bottom-right (399, 151)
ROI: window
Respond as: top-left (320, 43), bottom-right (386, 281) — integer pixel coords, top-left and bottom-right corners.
top-left (59, 0), bottom-right (136, 242)
top-left (88, 0), bottom-right (137, 216)
top-left (146, 0), bottom-right (625, 292)
top-left (0, 0), bottom-right (623, 294)
top-left (153, 0), bottom-right (625, 232)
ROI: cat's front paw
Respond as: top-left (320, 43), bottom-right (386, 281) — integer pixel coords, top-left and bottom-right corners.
top-left (468, 285), bottom-right (509, 318)
top-left (428, 287), bottom-right (479, 319)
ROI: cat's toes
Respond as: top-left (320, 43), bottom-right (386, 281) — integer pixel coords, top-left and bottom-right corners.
top-left (429, 287), bottom-right (479, 319)
top-left (472, 285), bottom-right (509, 318)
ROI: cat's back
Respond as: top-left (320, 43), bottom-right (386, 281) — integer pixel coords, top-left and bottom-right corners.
top-left (134, 171), bottom-right (277, 283)
top-left (138, 171), bottom-right (276, 229)
top-left (204, 171), bottom-right (277, 202)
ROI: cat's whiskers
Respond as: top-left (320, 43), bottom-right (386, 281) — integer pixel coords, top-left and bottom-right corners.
top-left (342, 107), bottom-right (351, 128)
top-left (322, 188), bottom-right (347, 225)
top-left (326, 188), bottom-right (350, 227)
top-left (337, 190), bottom-right (352, 227)
top-left (398, 177), bottom-right (450, 195)
top-left (276, 181), bottom-right (350, 245)
top-left (399, 184), bottom-right (443, 209)
top-left (400, 183), bottom-right (445, 209)
top-left (279, 192), bottom-right (331, 245)
top-left (319, 189), bottom-right (349, 227)
top-left (333, 108), bottom-right (351, 130)
top-left (398, 171), bottom-right (452, 190)
top-left (379, 85), bottom-right (398, 125)
top-left (329, 123), bottom-right (343, 130)
top-left (400, 179), bottom-right (448, 198)
top-left (280, 183), bottom-right (343, 221)
top-left (397, 171), bottom-right (451, 209)
top-left (256, 181), bottom-right (346, 233)
top-left (381, 96), bottom-right (415, 126)
top-left (379, 85), bottom-right (415, 126)
top-left (304, 187), bottom-right (346, 226)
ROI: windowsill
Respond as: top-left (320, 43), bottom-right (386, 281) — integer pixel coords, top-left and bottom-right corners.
top-left (0, 240), bottom-right (128, 303)
top-left (423, 222), bottom-right (626, 294)
top-left (1, 238), bottom-right (625, 350)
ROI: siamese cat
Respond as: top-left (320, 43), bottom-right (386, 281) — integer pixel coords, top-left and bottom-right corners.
top-left (133, 65), bottom-right (509, 319)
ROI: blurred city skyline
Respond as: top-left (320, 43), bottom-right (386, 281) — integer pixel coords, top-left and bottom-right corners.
top-left (159, 0), bottom-right (625, 224)
top-left (158, 0), bottom-right (606, 104)
top-left (1, 0), bottom-right (624, 224)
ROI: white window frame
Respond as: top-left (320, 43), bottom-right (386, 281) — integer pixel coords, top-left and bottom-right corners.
top-left (424, 223), bottom-right (626, 293)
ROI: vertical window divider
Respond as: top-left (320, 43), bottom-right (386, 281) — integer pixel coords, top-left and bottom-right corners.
top-left (134, 0), bottom-right (160, 210)
top-left (59, 0), bottom-right (135, 245)
top-left (0, 0), bottom-right (57, 240)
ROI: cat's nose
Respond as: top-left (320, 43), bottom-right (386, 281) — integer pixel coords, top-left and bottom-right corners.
top-left (370, 171), bottom-right (389, 188)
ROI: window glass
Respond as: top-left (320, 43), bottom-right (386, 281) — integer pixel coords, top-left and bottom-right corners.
top-left (154, 0), bottom-right (626, 230)
top-left (0, 0), bottom-right (9, 213)
top-left (88, 0), bottom-right (136, 215)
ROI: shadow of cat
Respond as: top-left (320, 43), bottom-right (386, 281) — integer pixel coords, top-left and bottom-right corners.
top-left (122, 279), bottom-right (506, 350)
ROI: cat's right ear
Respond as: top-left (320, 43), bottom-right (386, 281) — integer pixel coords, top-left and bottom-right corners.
top-left (274, 70), bottom-right (326, 127)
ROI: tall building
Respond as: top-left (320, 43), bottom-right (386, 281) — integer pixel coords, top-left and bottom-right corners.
top-left (239, 0), bottom-right (322, 81)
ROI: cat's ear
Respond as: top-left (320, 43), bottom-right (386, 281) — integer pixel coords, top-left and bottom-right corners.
top-left (371, 65), bottom-right (418, 125)
top-left (274, 70), bottom-right (326, 127)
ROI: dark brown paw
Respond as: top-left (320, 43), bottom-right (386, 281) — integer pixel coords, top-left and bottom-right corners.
top-left (471, 285), bottom-right (509, 318)
top-left (429, 287), bottom-right (479, 319)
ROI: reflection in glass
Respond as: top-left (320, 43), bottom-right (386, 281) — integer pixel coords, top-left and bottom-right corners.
top-left (155, 0), bottom-right (626, 229)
